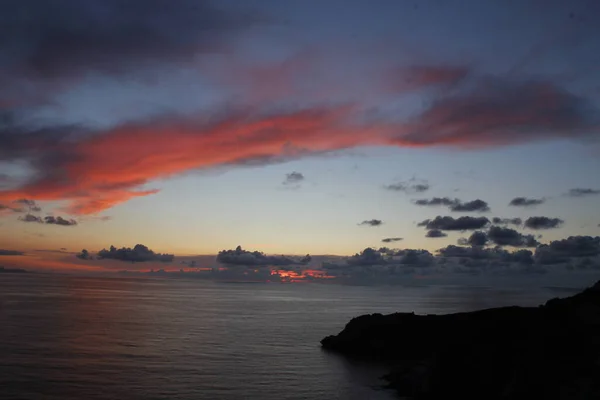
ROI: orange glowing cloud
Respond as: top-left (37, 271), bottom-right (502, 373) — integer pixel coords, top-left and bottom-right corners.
top-left (1, 78), bottom-right (597, 215)
top-left (0, 106), bottom-right (399, 214)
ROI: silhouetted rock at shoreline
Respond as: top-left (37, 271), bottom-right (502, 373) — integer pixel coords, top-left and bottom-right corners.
top-left (321, 281), bottom-right (600, 399)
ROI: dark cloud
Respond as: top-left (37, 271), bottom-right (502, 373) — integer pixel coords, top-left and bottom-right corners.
top-left (359, 219), bottom-right (383, 227)
top-left (217, 245), bottom-right (310, 266)
top-left (0, 111), bottom-right (77, 164)
top-left (438, 245), bottom-right (494, 259)
top-left (19, 213), bottom-right (77, 226)
top-left (283, 171), bottom-right (304, 185)
top-left (97, 244), bottom-right (174, 263)
top-left (487, 226), bottom-right (539, 247)
top-left (44, 216), bottom-right (77, 226)
top-left (76, 249), bottom-right (93, 260)
top-left (414, 197), bottom-right (458, 207)
top-left (509, 197), bottom-right (545, 207)
top-left (426, 229), bottom-right (448, 238)
top-left (382, 237), bottom-right (403, 243)
top-left (0, 249), bottom-right (24, 256)
top-left (418, 216), bottom-right (490, 231)
top-left (458, 231), bottom-right (489, 247)
top-left (347, 248), bottom-right (387, 266)
top-left (438, 245), bottom-right (534, 265)
top-left (568, 188), bottom-right (600, 197)
top-left (413, 197), bottom-right (489, 212)
top-left (0, 0), bottom-right (259, 86)
top-left (18, 213), bottom-right (43, 223)
top-left (534, 236), bottom-right (600, 264)
top-left (323, 247), bottom-right (435, 271)
top-left (449, 199), bottom-right (490, 213)
top-left (394, 79), bottom-right (600, 148)
top-left (524, 216), bottom-right (564, 230)
top-left (492, 217), bottom-right (523, 227)
top-left (397, 249), bottom-right (434, 266)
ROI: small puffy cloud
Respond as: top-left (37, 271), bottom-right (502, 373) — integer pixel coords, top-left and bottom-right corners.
top-left (509, 197), bottom-right (545, 207)
top-left (76, 249), bottom-right (93, 260)
top-left (19, 213), bottom-right (43, 223)
top-left (359, 219), bottom-right (383, 227)
top-left (567, 188), bottom-right (600, 197)
top-left (413, 198), bottom-right (489, 212)
top-left (0, 249), bottom-right (24, 256)
top-left (426, 229), bottom-right (448, 238)
top-left (414, 197), bottom-right (458, 207)
top-left (418, 216), bottom-right (490, 231)
top-left (487, 226), bottom-right (539, 247)
top-left (449, 199), bottom-right (490, 213)
top-left (217, 245), bottom-right (310, 266)
top-left (283, 171), bottom-right (304, 185)
top-left (411, 184), bottom-right (430, 193)
top-left (44, 216), bottom-right (77, 226)
top-left (457, 231), bottom-right (489, 247)
top-left (492, 217), bottom-right (522, 227)
top-left (382, 237), bottom-right (403, 243)
top-left (524, 216), bottom-right (564, 230)
top-left (97, 244), bottom-right (174, 263)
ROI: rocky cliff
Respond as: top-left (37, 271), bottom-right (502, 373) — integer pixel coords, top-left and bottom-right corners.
top-left (321, 281), bottom-right (600, 399)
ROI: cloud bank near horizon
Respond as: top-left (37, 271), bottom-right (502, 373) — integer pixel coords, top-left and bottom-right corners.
top-left (40, 235), bottom-right (599, 285)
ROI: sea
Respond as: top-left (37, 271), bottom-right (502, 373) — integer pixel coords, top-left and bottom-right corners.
top-left (0, 274), bottom-right (581, 400)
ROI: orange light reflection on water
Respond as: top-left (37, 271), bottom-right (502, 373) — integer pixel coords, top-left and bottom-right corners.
top-left (271, 269), bottom-right (335, 282)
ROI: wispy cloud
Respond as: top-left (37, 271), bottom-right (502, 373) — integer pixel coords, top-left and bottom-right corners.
top-left (0, 249), bottom-right (24, 256)
top-left (382, 237), bottom-right (403, 243)
top-left (568, 188), bottom-right (600, 197)
top-left (509, 197), bottom-right (545, 207)
top-left (359, 219), bottom-right (383, 227)
top-left (384, 178), bottom-right (430, 194)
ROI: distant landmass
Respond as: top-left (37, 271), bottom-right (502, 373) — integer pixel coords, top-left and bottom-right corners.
top-left (322, 280), bottom-right (600, 399)
top-left (0, 266), bottom-right (29, 274)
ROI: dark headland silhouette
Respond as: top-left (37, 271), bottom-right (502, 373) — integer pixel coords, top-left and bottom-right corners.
top-left (322, 280), bottom-right (600, 399)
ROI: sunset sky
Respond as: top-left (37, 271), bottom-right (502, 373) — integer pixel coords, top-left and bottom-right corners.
top-left (1, 0), bottom-right (600, 280)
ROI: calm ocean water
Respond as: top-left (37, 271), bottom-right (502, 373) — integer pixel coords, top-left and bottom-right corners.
top-left (0, 274), bottom-right (571, 400)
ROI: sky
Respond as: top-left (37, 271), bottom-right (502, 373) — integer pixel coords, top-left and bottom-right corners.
top-left (1, 0), bottom-right (600, 284)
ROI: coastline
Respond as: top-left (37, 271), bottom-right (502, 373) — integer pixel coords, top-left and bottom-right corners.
top-left (322, 280), bottom-right (600, 399)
